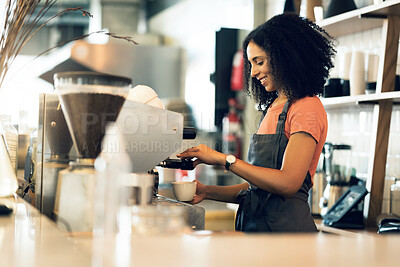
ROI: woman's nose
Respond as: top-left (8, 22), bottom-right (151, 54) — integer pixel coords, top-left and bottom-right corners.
top-left (251, 66), bottom-right (258, 78)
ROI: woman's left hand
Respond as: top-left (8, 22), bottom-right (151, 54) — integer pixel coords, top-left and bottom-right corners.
top-left (176, 144), bottom-right (226, 168)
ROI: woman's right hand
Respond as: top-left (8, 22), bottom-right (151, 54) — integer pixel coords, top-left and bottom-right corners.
top-left (177, 144), bottom-right (226, 168)
top-left (190, 180), bottom-right (206, 204)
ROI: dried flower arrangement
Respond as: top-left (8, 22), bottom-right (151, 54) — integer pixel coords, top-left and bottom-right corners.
top-left (0, 1), bottom-right (91, 90)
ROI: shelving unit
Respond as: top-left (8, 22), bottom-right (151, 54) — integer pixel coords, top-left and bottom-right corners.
top-left (317, 0), bottom-right (400, 227)
top-left (321, 91), bottom-right (400, 108)
top-left (319, 0), bottom-right (400, 37)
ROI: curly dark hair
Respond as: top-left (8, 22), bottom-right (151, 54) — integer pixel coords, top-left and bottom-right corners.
top-left (243, 13), bottom-right (336, 109)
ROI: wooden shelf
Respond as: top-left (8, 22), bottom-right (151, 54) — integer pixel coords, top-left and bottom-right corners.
top-left (318, 0), bottom-right (400, 36)
top-left (321, 91), bottom-right (400, 108)
top-left (317, 1), bottom-right (400, 228)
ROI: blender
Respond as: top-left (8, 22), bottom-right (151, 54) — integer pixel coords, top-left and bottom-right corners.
top-left (53, 71), bottom-right (131, 232)
top-left (320, 142), bottom-right (352, 215)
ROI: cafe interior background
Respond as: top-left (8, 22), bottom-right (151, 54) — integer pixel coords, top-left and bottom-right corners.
top-left (1, 0), bottom-right (400, 231)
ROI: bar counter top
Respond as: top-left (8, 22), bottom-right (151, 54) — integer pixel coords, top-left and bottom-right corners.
top-left (1, 195), bottom-right (399, 267)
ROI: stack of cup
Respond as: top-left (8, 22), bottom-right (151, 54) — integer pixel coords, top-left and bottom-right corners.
top-left (349, 51), bottom-right (366, 96)
top-left (366, 54), bottom-right (380, 94)
top-left (340, 51), bottom-right (352, 96)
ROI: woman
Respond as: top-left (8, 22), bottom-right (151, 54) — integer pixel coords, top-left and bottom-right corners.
top-left (177, 14), bottom-right (335, 232)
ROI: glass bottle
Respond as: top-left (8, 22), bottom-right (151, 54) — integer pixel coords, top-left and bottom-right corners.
top-left (0, 114), bottom-right (18, 174)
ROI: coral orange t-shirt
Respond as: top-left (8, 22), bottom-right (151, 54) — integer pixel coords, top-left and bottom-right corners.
top-left (257, 96), bottom-right (327, 179)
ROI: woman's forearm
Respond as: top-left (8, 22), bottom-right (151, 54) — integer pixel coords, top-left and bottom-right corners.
top-left (205, 182), bottom-right (249, 203)
top-left (229, 133), bottom-right (316, 197)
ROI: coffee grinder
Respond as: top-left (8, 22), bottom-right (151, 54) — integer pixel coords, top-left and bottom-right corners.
top-left (53, 71), bottom-right (131, 232)
top-left (35, 93), bottom-right (74, 219)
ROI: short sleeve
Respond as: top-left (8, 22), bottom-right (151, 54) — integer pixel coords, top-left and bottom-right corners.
top-left (286, 97), bottom-right (327, 143)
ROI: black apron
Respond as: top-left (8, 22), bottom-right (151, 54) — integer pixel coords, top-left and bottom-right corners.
top-left (235, 101), bottom-right (317, 233)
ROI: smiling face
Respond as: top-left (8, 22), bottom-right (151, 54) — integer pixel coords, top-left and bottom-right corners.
top-left (246, 41), bottom-right (278, 93)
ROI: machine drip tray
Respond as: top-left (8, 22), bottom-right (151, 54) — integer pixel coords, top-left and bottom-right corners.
top-left (152, 195), bottom-right (205, 231)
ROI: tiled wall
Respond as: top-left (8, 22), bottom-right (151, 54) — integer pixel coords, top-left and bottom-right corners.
top-left (325, 105), bottom-right (400, 213)
top-left (325, 106), bottom-right (373, 177)
top-left (327, 25), bottom-right (400, 213)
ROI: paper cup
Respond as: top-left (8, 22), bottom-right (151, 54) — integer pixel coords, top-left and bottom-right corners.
top-left (349, 51), bottom-right (366, 95)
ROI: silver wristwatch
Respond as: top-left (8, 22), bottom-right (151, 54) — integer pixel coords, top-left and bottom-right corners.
top-left (225, 155), bottom-right (237, 171)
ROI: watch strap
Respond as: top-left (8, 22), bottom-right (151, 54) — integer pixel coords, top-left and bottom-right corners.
top-left (225, 161), bottom-right (231, 171)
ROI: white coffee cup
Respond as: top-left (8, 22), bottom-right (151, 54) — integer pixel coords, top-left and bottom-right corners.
top-left (172, 181), bottom-right (196, 202)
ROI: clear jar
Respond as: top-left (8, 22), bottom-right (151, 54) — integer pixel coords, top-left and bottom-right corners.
top-left (390, 179), bottom-right (400, 216)
top-left (0, 114), bottom-right (18, 174)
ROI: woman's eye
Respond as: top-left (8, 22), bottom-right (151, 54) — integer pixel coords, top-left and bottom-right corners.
top-left (256, 61), bottom-right (263, 66)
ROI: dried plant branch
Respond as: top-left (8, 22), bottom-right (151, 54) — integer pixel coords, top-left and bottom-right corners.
top-left (34, 30), bottom-right (139, 59)
top-left (104, 32), bottom-right (139, 45)
top-left (0, 1), bottom-right (58, 89)
top-left (0, 0), bottom-right (138, 91)
top-left (0, 1), bottom-right (93, 90)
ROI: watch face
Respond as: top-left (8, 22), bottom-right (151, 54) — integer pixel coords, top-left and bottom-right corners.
top-left (226, 155), bottom-right (236, 163)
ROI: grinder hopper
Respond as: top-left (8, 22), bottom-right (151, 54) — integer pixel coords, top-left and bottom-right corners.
top-left (54, 71), bottom-right (132, 161)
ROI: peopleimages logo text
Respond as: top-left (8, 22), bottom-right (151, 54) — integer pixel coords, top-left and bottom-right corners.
top-left (81, 112), bottom-right (180, 135)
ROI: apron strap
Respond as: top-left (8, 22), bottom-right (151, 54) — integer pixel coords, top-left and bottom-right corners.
top-left (275, 100), bottom-right (290, 133)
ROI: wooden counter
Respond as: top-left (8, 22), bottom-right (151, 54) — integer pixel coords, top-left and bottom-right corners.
top-left (1, 196), bottom-right (399, 267)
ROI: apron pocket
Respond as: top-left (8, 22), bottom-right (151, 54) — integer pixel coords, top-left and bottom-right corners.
top-left (269, 197), bottom-right (317, 232)
top-left (237, 190), bottom-right (280, 232)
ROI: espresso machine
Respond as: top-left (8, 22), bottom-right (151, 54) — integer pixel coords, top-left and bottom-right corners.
top-left (99, 99), bottom-right (196, 204)
top-left (96, 99), bottom-right (200, 235)
top-left (50, 71), bottom-right (200, 233)
top-left (53, 71), bottom-right (131, 232)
